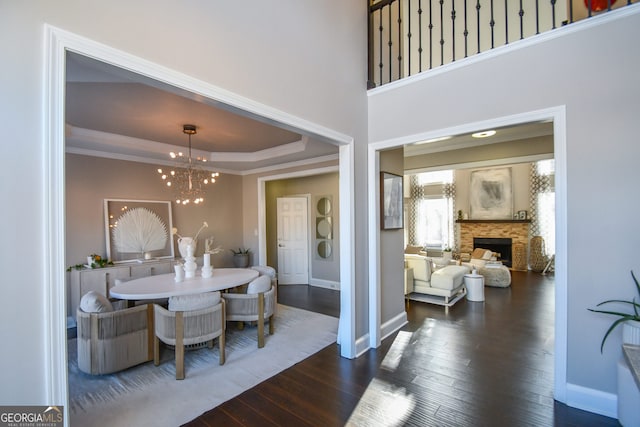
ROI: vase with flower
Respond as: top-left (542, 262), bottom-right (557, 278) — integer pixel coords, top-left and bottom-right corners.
top-left (173, 222), bottom-right (208, 259)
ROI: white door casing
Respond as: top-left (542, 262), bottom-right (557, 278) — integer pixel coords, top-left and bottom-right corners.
top-left (277, 197), bottom-right (309, 284)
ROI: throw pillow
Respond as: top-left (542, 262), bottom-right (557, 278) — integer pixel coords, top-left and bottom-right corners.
top-left (404, 245), bottom-right (424, 254)
top-left (168, 291), bottom-right (221, 311)
top-left (481, 250), bottom-right (493, 260)
top-left (471, 248), bottom-right (487, 259)
top-left (80, 291), bottom-right (114, 313)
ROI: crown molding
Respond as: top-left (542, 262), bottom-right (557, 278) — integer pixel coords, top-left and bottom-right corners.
top-left (66, 125), bottom-right (312, 167)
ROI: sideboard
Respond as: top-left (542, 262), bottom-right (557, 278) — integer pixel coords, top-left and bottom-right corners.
top-left (69, 259), bottom-right (174, 320)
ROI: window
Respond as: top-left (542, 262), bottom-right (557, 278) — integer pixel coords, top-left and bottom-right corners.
top-left (415, 197), bottom-right (453, 248)
top-left (408, 170), bottom-right (455, 250)
top-left (531, 159), bottom-right (555, 256)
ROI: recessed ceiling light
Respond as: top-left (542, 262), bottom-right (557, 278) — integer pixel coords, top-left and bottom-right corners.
top-left (415, 135), bottom-right (452, 145)
top-left (472, 130), bottom-right (496, 138)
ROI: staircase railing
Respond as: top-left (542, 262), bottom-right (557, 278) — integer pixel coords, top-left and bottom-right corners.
top-left (368, 0), bottom-right (637, 88)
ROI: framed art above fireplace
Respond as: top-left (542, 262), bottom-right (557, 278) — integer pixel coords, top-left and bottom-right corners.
top-left (469, 167), bottom-right (513, 220)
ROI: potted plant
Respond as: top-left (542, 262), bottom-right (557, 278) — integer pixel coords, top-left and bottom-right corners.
top-left (231, 248), bottom-right (251, 268)
top-left (442, 246), bottom-right (453, 261)
top-left (588, 270), bottom-right (640, 353)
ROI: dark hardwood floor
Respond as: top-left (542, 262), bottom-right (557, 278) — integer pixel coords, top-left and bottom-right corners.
top-left (185, 274), bottom-right (619, 426)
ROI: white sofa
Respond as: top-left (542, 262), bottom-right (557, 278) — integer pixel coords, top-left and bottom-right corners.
top-left (404, 254), bottom-right (470, 308)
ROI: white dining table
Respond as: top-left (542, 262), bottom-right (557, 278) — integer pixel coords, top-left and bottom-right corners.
top-left (109, 268), bottom-right (259, 300)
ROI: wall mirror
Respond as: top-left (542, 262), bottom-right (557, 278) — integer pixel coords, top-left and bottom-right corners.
top-left (104, 199), bottom-right (175, 262)
top-left (315, 195), bottom-right (333, 260)
top-left (317, 240), bottom-right (332, 259)
top-left (317, 197), bottom-right (332, 216)
top-left (316, 217), bottom-right (332, 239)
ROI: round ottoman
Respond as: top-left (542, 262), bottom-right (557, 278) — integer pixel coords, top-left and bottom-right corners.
top-left (479, 266), bottom-right (511, 288)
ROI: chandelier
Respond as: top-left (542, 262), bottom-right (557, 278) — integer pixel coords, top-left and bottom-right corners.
top-left (157, 124), bottom-right (219, 205)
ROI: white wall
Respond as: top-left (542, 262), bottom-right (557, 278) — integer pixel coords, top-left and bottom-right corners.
top-left (369, 6), bottom-right (640, 415)
top-left (0, 0), bottom-right (368, 406)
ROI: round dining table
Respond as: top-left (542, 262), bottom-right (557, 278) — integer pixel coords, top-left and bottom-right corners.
top-left (109, 267), bottom-right (259, 300)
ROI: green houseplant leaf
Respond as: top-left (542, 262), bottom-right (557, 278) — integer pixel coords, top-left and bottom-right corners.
top-left (588, 270), bottom-right (640, 353)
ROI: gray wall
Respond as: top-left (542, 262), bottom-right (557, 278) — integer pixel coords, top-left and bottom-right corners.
top-left (265, 173), bottom-right (340, 285)
top-left (66, 154), bottom-right (245, 268)
top-left (379, 148), bottom-right (406, 323)
top-left (369, 9), bottom-right (640, 403)
top-left (0, 1), bottom-right (367, 405)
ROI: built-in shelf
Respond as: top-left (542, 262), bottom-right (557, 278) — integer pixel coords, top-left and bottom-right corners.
top-left (456, 219), bottom-right (531, 224)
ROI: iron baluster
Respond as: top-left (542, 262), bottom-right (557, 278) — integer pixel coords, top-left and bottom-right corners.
top-left (476, 0), bottom-right (481, 54)
top-left (429, 0), bottom-right (433, 69)
top-left (504, 0), bottom-right (509, 44)
top-left (408, 0), bottom-right (412, 76)
top-left (418, 0), bottom-right (423, 72)
top-left (463, 0), bottom-right (469, 58)
top-left (490, 0), bottom-right (495, 49)
top-left (519, 0), bottom-right (525, 39)
top-left (451, 0), bottom-right (456, 62)
top-left (439, 0), bottom-right (444, 66)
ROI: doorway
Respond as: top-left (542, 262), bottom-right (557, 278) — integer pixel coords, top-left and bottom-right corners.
top-left (367, 107), bottom-right (568, 403)
top-left (44, 27), bottom-right (358, 410)
top-left (277, 196), bottom-right (310, 285)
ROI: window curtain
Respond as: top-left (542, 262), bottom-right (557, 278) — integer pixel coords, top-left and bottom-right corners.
top-left (406, 175), bottom-right (423, 245)
top-left (443, 176), bottom-right (456, 251)
top-left (406, 172), bottom-right (456, 250)
top-left (529, 160), bottom-right (555, 256)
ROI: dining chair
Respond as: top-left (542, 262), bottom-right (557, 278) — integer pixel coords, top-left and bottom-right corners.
top-left (76, 291), bottom-right (153, 375)
top-left (153, 291), bottom-right (225, 380)
top-left (250, 265), bottom-right (278, 312)
top-left (223, 275), bottom-right (276, 348)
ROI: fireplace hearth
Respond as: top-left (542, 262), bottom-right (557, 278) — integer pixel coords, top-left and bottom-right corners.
top-left (474, 237), bottom-right (512, 267)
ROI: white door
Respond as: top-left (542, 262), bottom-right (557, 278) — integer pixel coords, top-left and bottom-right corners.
top-left (277, 197), bottom-right (309, 284)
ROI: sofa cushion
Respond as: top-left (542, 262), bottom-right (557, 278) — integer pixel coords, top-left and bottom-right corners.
top-left (80, 291), bottom-right (114, 313)
top-left (431, 265), bottom-right (469, 291)
top-left (168, 291), bottom-right (221, 311)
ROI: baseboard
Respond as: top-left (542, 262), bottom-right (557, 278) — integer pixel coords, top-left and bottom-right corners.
top-left (380, 310), bottom-right (408, 342)
top-left (309, 278), bottom-right (340, 290)
top-left (355, 333), bottom-right (371, 358)
top-left (565, 382), bottom-right (618, 419)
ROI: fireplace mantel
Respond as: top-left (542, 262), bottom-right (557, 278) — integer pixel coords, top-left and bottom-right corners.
top-left (456, 219), bottom-right (531, 224)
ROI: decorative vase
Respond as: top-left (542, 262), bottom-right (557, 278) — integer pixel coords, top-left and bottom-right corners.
top-left (233, 254), bottom-right (249, 268)
top-left (201, 253), bottom-right (213, 278)
top-left (183, 244), bottom-right (197, 278)
top-left (177, 237), bottom-right (196, 259)
top-left (584, 0), bottom-right (617, 12)
top-left (174, 264), bottom-right (184, 283)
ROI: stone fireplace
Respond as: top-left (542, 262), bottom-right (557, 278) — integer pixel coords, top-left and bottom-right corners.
top-left (458, 220), bottom-right (530, 268)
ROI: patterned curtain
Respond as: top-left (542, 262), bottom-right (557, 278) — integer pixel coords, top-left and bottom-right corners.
top-left (443, 175), bottom-right (456, 251)
top-left (407, 175), bottom-right (423, 245)
top-left (529, 160), bottom-right (555, 256)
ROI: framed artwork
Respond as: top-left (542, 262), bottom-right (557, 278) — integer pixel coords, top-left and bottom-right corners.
top-left (104, 199), bottom-right (174, 262)
top-left (469, 168), bottom-right (513, 220)
top-left (380, 172), bottom-right (403, 230)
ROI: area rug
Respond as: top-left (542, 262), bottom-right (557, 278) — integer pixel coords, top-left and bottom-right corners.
top-left (68, 304), bottom-right (338, 426)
